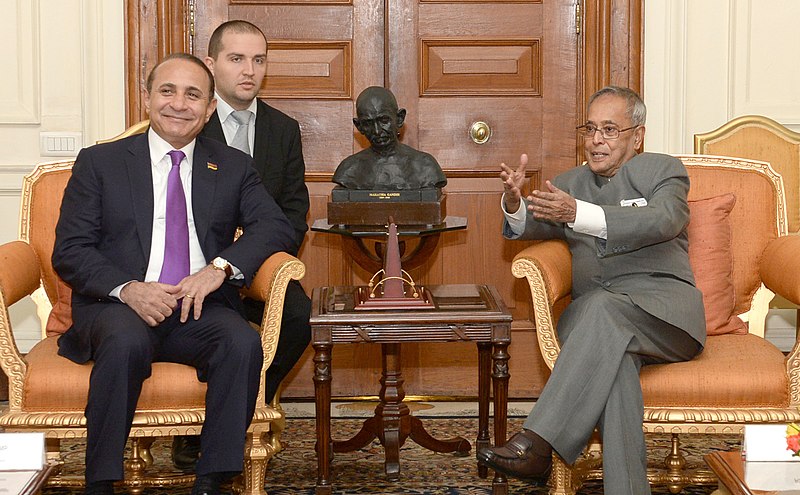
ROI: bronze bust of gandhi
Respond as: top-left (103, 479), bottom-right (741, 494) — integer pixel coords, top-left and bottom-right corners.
top-left (332, 86), bottom-right (447, 190)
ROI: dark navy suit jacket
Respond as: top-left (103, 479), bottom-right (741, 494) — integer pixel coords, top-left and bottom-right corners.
top-left (53, 131), bottom-right (296, 363)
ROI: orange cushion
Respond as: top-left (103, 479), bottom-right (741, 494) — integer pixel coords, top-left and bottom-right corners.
top-left (642, 333), bottom-right (788, 408)
top-left (22, 336), bottom-right (207, 412)
top-left (45, 276), bottom-right (72, 336)
top-left (687, 194), bottom-right (747, 335)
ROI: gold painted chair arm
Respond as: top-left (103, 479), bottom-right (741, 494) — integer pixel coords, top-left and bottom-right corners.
top-left (511, 239), bottom-right (572, 370)
top-left (0, 240), bottom-right (42, 385)
top-left (760, 235), bottom-right (800, 306)
top-left (240, 252), bottom-right (305, 406)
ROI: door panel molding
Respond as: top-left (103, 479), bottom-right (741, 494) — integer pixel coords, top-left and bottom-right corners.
top-left (125, 0), bottom-right (643, 134)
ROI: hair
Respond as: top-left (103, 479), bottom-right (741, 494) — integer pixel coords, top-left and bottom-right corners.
top-left (145, 53), bottom-right (215, 99)
top-left (208, 20), bottom-right (268, 59)
top-left (588, 86), bottom-right (646, 126)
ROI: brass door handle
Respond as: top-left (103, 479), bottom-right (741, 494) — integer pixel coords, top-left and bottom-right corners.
top-left (469, 121), bottom-right (491, 144)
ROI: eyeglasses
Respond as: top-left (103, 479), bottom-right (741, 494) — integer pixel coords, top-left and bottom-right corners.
top-left (576, 124), bottom-right (638, 140)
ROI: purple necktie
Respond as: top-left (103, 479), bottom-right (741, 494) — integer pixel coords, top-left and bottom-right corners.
top-left (158, 150), bottom-right (190, 285)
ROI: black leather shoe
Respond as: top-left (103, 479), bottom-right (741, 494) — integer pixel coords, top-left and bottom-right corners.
top-left (172, 435), bottom-right (201, 472)
top-left (476, 430), bottom-right (552, 482)
top-left (191, 472), bottom-right (235, 495)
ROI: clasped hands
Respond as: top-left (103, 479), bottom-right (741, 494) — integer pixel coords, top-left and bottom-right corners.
top-left (500, 153), bottom-right (577, 223)
top-left (119, 265), bottom-right (227, 326)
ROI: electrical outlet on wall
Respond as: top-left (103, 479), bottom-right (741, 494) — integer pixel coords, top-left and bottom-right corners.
top-left (40, 132), bottom-right (83, 157)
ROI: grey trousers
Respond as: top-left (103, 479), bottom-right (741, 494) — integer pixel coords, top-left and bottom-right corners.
top-left (523, 290), bottom-right (702, 495)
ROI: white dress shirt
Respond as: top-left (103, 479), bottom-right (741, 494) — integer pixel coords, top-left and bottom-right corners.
top-left (111, 129), bottom-right (241, 301)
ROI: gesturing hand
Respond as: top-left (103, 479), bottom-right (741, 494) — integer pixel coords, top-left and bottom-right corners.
top-left (499, 153), bottom-right (528, 214)
top-left (527, 180), bottom-right (577, 223)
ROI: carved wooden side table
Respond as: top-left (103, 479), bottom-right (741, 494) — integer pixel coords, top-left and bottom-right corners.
top-left (310, 284), bottom-right (513, 495)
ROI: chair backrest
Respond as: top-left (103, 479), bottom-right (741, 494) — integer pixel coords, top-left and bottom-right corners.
top-left (20, 162), bottom-right (75, 311)
top-left (20, 122), bottom-right (150, 334)
top-left (694, 115), bottom-right (800, 234)
top-left (677, 154), bottom-right (788, 336)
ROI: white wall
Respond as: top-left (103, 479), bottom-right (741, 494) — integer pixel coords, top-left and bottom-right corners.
top-left (0, 0), bottom-right (125, 351)
top-left (644, 0), bottom-right (800, 153)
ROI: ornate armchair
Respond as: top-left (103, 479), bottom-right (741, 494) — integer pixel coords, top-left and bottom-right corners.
top-left (695, 115), bottom-right (800, 234)
top-left (0, 124), bottom-right (305, 495)
top-left (511, 155), bottom-right (800, 494)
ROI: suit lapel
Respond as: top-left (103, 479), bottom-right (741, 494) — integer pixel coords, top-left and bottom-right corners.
top-left (192, 138), bottom-right (217, 251)
top-left (126, 133), bottom-right (155, 261)
top-left (202, 111), bottom-right (226, 143)
top-left (253, 100), bottom-right (270, 175)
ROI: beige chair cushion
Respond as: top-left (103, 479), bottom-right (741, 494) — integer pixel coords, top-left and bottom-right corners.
top-left (641, 334), bottom-right (788, 408)
top-left (22, 336), bottom-right (207, 412)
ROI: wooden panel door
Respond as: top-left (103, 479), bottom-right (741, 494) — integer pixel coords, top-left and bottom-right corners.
top-left (125, 0), bottom-right (642, 400)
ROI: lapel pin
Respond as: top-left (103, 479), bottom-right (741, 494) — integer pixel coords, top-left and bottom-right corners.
top-left (207, 162), bottom-right (218, 171)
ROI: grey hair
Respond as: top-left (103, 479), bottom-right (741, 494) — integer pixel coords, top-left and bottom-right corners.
top-left (588, 86), bottom-right (646, 126)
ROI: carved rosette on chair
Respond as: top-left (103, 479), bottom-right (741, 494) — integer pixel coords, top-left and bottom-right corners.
top-left (355, 219), bottom-right (434, 310)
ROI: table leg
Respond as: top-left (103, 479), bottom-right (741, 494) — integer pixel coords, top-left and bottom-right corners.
top-left (314, 343), bottom-right (333, 495)
top-left (334, 342), bottom-right (470, 479)
top-left (476, 342), bottom-right (491, 478)
top-left (491, 340), bottom-right (510, 495)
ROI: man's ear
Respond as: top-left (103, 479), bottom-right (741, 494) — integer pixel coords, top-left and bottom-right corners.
top-left (353, 118), bottom-right (362, 132)
top-left (396, 108), bottom-right (407, 128)
top-left (143, 89), bottom-right (151, 115)
top-left (633, 125), bottom-right (645, 150)
top-left (204, 56), bottom-right (216, 75)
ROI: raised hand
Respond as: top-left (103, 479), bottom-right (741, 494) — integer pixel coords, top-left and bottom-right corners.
top-left (499, 153), bottom-right (529, 214)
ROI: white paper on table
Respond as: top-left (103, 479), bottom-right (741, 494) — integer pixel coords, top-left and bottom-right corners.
top-left (743, 425), bottom-right (800, 462)
top-left (745, 460), bottom-right (800, 492)
top-left (0, 470), bottom-right (40, 495)
top-left (0, 432), bottom-right (45, 470)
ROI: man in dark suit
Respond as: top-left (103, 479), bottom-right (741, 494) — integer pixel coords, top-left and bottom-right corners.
top-left (170, 19), bottom-right (312, 471)
top-left (476, 86), bottom-right (706, 494)
top-left (53, 53), bottom-right (296, 495)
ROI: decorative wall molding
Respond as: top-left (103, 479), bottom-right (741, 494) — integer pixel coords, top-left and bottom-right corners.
top-left (731, 0), bottom-right (800, 124)
top-left (0, 0), bottom-right (40, 124)
top-left (262, 41), bottom-right (352, 99)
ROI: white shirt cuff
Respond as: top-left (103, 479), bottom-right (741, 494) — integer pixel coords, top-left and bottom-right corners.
top-left (501, 193), bottom-right (527, 236)
top-left (569, 199), bottom-right (607, 239)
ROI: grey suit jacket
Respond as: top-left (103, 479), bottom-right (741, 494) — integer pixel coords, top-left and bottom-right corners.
top-left (504, 152), bottom-right (706, 346)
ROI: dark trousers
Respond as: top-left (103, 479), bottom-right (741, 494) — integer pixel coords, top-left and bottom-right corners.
top-left (83, 301), bottom-right (263, 483)
top-left (243, 279), bottom-right (311, 402)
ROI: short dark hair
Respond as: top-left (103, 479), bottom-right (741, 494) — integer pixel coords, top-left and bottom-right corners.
top-left (208, 20), bottom-right (268, 59)
top-left (145, 53), bottom-right (215, 99)
top-left (588, 86), bottom-right (647, 126)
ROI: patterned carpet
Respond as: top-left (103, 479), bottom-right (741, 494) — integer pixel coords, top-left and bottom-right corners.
top-left (41, 417), bottom-right (737, 495)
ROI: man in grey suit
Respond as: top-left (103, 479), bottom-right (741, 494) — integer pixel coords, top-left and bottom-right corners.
top-left (476, 86), bottom-right (706, 494)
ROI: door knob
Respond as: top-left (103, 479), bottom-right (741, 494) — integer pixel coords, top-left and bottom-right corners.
top-left (469, 121), bottom-right (491, 144)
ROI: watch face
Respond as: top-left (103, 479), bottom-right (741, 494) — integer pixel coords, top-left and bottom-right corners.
top-left (213, 258), bottom-right (226, 269)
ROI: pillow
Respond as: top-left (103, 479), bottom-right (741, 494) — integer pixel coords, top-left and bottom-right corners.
top-left (687, 193), bottom-right (747, 335)
top-left (45, 276), bottom-right (73, 336)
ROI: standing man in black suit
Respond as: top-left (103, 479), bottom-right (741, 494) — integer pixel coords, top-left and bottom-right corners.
top-left (53, 53), bottom-right (296, 495)
top-left (171, 20), bottom-right (312, 470)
